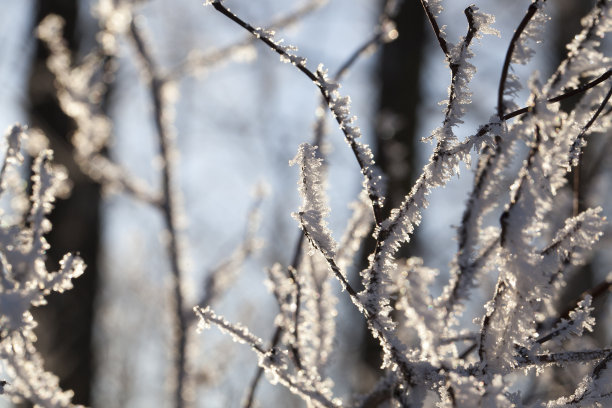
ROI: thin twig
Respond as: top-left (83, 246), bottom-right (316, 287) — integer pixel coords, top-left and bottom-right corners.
top-left (241, 17), bottom-right (390, 407)
top-left (516, 348), bottom-right (612, 367)
top-left (242, 327), bottom-right (282, 408)
top-left (298, 213), bottom-right (359, 299)
top-left (564, 351), bottom-right (612, 405)
top-left (549, 69), bottom-right (612, 103)
top-left (209, 0), bottom-right (384, 225)
top-left (313, 29), bottom-right (388, 151)
top-left (242, 232), bottom-right (305, 408)
top-left (547, 0), bottom-right (608, 93)
top-left (554, 278), bottom-right (612, 323)
top-left (167, 0), bottom-right (326, 80)
top-left (458, 343), bottom-right (478, 360)
top-left (500, 125), bottom-right (541, 247)
top-left (197, 307), bottom-right (340, 408)
top-left (502, 69), bottom-right (612, 120)
top-left (419, 0), bottom-right (449, 57)
top-left (570, 83), bottom-right (612, 157)
top-left (286, 266), bottom-right (303, 370)
top-left (129, 20), bottom-right (188, 408)
top-left (444, 6), bottom-right (477, 121)
top-left (497, 1), bottom-right (541, 119)
top-left (298, 213), bottom-right (420, 388)
top-left (188, 194), bottom-right (263, 324)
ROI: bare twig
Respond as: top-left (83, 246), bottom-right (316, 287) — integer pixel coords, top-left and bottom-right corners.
top-left (128, 20), bottom-right (188, 408)
top-left (419, 0), bottom-right (449, 57)
top-left (516, 348), bottom-right (612, 367)
top-left (241, 15), bottom-right (390, 407)
top-left (570, 83), bottom-right (612, 158)
top-left (497, 1), bottom-right (541, 119)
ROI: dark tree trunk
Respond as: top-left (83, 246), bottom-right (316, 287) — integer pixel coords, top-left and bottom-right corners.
top-left (375, 3), bottom-right (424, 213)
top-left (27, 0), bottom-right (100, 405)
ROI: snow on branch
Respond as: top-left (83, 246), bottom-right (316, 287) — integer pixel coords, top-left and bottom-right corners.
top-left (545, 0), bottom-right (612, 98)
top-left (533, 296), bottom-right (595, 347)
top-left (206, 0), bottom-right (385, 224)
top-left (9, 0), bottom-right (612, 406)
top-left (291, 143), bottom-right (337, 260)
top-left (196, 1), bottom-right (612, 405)
top-left (544, 351), bottom-right (612, 407)
top-left (0, 126), bottom-right (86, 407)
top-left (429, 6), bottom-right (499, 145)
top-left (194, 306), bottom-right (341, 408)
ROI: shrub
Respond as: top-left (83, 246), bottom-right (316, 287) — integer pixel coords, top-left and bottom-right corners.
top-left (1, 0), bottom-right (611, 407)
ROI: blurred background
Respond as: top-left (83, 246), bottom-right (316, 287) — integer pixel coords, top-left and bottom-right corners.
top-left (0, 0), bottom-right (609, 406)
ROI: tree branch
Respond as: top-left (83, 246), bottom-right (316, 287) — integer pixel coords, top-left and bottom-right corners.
top-left (128, 20), bottom-right (188, 408)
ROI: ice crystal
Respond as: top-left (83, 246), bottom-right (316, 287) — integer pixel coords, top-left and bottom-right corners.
top-left (291, 143), bottom-right (337, 259)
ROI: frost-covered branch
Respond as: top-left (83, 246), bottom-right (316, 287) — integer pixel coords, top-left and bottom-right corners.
top-left (168, 0), bottom-right (327, 80)
top-left (497, 0), bottom-right (548, 119)
top-left (420, 0), bottom-right (449, 57)
top-left (128, 18), bottom-right (188, 408)
top-left (193, 0), bottom-right (612, 404)
top-left (549, 351), bottom-right (612, 407)
top-left (533, 296), bottom-right (594, 346)
top-left (503, 68), bottom-right (612, 120)
top-left (569, 83), bottom-right (612, 161)
top-left (28, 0), bottom-right (608, 405)
top-left (206, 0), bottom-right (385, 224)
top-left (0, 125), bottom-right (86, 407)
top-left (194, 306), bottom-right (341, 408)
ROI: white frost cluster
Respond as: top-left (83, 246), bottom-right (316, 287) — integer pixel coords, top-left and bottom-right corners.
top-left (290, 143), bottom-right (337, 259)
top-left (194, 305), bottom-right (341, 407)
top-left (186, 1), bottom-right (612, 406)
top-left (431, 7), bottom-right (499, 146)
top-left (315, 65), bottom-right (386, 213)
top-left (0, 125), bottom-right (86, 407)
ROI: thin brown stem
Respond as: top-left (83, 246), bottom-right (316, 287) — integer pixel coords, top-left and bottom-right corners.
top-left (242, 232), bottom-right (305, 408)
top-left (419, 0), bottom-right (449, 57)
top-left (129, 20), bottom-right (187, 408)
top-left (571, 83), bottom-right (612, 157)
top-left (517, 348), bottom-right (612, 367)
top-left (555, 278), bottom-right (612, 323)
top-left (498, 1), bottom-right (540, 119)
top-left (502, 69), bottom-right (612, 121)
top-left (287, 265), bottom-right (303, 370)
